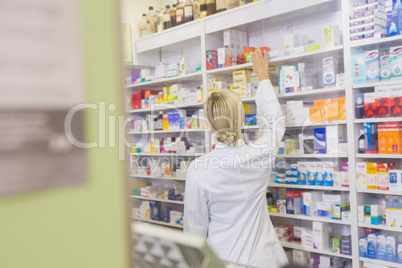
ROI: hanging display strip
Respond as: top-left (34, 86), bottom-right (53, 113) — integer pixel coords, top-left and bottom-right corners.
top-left (127, 0), bottom-right (402, 266)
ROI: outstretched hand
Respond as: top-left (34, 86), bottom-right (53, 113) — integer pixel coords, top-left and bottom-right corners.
top-left (251, 48), bottom-right (269, 81)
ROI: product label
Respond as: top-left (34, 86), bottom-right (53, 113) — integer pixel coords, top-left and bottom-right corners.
top-left (176, 9), bottom-right (184, 22)
top-left (184, 6), bottom-right (193, 17)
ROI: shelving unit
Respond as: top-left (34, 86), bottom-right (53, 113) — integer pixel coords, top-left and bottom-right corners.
top-left (280, 241), bottom-right (353, 259)
top-left (129, 174), bottom-right (186, 181)
top-left (127, 102), bottom-right (203, 114)
top-left (358, 223), bottom-right (402, 233)
top-left (268, 183), bottom-right (349, 191)
top-left (126, 0), bottom-right (402, 266)
top-left (131, 196), bottom-right (184, 205)
top-left (270, 213), bottom-right (351, 225)
top-left (359, 257), bottom-right (402, 268)
top-left (133, 217), bottom-right (184, 229)
top-left (354, 117), bottom-right (402, 123)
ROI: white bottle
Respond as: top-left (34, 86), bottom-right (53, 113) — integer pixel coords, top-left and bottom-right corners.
top-left (139, 14), bottom-right (148, 37)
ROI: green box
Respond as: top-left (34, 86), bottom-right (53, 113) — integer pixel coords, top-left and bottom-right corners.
top-left (331, 237), bottom-right (341, 253)
top-left (306, 43), bottom-right (322, 52)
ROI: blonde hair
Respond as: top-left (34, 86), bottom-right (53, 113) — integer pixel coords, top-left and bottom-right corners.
top-left (205, 89), bottom-right (245, 146)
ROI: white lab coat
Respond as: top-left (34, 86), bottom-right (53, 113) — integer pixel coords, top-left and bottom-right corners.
top-left (184, 80), bottom-right (288, 268)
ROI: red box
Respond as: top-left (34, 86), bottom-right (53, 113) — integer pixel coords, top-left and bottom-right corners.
top-left (131, 91), bottom-right (145, 110)
top-left (364, 93), bottom-right (377, 118)
top-left (391, 96), bottom-right (402, 117)
top-left (206, 50), bottom-right (218, 70)
top-left (375, 86), bottom-right (390, 118)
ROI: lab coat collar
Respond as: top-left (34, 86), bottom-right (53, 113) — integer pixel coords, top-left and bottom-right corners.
top-left (215, 139), bottom-right (244, 149)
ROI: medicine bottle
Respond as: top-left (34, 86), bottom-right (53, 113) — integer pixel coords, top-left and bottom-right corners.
top-left (226, 0), bottom-right (239, 9)
top-left (199, 0), bottom-right (207, 18)
top-left (358, 129), bottom-right (365, 154)
top-left (153, 9), bottom-right (160, 33)
top-left (157, 8), bottom-right (165, 32)
top-left (163, 5), bottom-right (171, 30)
top-left (176, 0), bottom-right (185, 25)
top-left (147, 6), bottom-right (155, 34)
top-left (206, 0), bottom-right (216, 15)
top-left (185, 0), bottom-right (194, 22)
top-left (170, 4), bottom-right (177, 27)
top-left (139, 14), bottom-right (148, 37)
top-left (193, 0), bottom-right (200, 20)
top-left (216, 0), bottom-right (227, 12)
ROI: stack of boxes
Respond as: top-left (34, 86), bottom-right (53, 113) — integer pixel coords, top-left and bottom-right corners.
top-left (359, 232), bottom-right (401, 263)
top-left (270, 188), bottom-right (350, 220)
top-left (292, 250), bottom-right (352, 267)
top-left (223, 29), bottom-right (248, 66)
top-left (361, 121), bottom-right (402, 154)
top-left (356, 161), bottom-right (402, 190)
top-left (230, 70), bottom-right (252, 98)
top-left (349, 0), bottom-right (387, 41)
top-left (309, 97), bottom-right (347, 123)
top-left (352, 46), bottom-right (402, 85)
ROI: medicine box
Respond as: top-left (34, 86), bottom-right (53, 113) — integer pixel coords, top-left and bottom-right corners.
top-left (315, 161), bottom-right (325, 186)
top-left (365, 122), bottom-right (379, 154)
top-left (324, 161), bottom-right (334, 187)
top-left (364, 92), bottom-right (377, 118)
top-left (366, 50), bottom-right (380, 82)
top-left (317, 202), bottom-right (332, 217)
top-left (297, 162), bottom-right (307, 185)
top-left (375, 86), bottom-right (390, 118)
top-left (380, 55), bottom-right (392, 81)
top-left (322, 57), bottom-right (337, 87)
top-left (307, 162), bottom-right (317, 186)
top-left (313, 222), bottom-right (329, 250)
top-left (379, 122), bottom-right (402, 154)
top-left (340, 236), bottom-right (352, 256)
top-left (323, 25), bottom-right (340, 48)
top-left (303, 191), bottom-right (321, 216)
top-left (377, 163), bottom-right (389, 190)
top-left (390, 46), bottom-right (402, 80)
top-left (390, 170), bottom-right (402, 190)
top-left (314, 128), bottom-right (326, 154)
top-left (390, 85), bottom-right (402, 117)
top-left (367, 162), bottom-right (379, 190)
top-left (301, 229), bottom-right (313, 248)
top-left (386, 236), bottom-right (397, 263)
top-left (360, 237), bottom-right (368, 258)
top-left (368, 233), bottom-right (378, 259)
top-left (286, 191), bottom-right (301, 214)
top-left (356, 162), bottom-right (368, 189)
top-left (353, 53), bottom-right (367, 84)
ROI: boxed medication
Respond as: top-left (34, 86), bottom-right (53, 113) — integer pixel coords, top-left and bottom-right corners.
top-left (378, 122), bottom-right (402, 154)
top-left (317, 202), bottom-right (332, 217)
top-left (356, 162), bottom-right (368, 189)
top-left (179, 57), bottom-right (190, 75)
top-left (332, 237), bottom-right (341, 253)
top-left (360, 237), bottom-right (368, 258)
top-left (301, 228), bottom-right (313, 248)
top-left (314, 128), bottom-right (326, 154)
top-left (390, 46), bottom-right (402, 80)
top-left (387, 9), bottom-right (402, 37)
top-left (386, 235), bottom-right (397, 263)
top-left (368, 233), bottom-right (378, 259)
top-left (365, 92), bottom-right (377, 118)
top-left (367, 162), bottom-right (379, 189)
top-left (206, 50), bottom-right (218, 70)
top-left (315, 161), bottom-right (325, 186)
top-left (380, 55), bottom-right (391, 81)
top-left (340, 236), bottom-right (352, 256)
top-left (323, 25), bottom-right (340, 48)
top-left (307, 162), bottom-right (317, 186)
top-left (297, 162), bottom-right (307, 185)
top-left (352, 53), bottom-right (367, 84)
top-left (390, 85), bottom-right (402, 117)
top-left (322, 57), bottom-right (337, 87)
top-left (365, 122), bottom-right (379, 153)
top-left (377, 163), bottom-right (389, 190)
top-left (286, 191), bottom-right (301, 214)
top-left (292, 250), bottom-right (310, 265)
top-left (303, 191), bottom-right (321, 216)
top-left (324, 161), bottom-right (334, 187)
top-left (366, 50), bottom-right (380, 83)
top-left (390, 170), bottom-right (402, 190)
top-left (377, 234), bottom-right (387, 260)
top-left (313, 222), bottom-right (329, 250)
top-left (375, 86), bottom-right (390, 118)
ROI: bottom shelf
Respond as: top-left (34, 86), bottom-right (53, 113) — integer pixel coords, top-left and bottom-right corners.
top-left (281, 241), bottom-right (353, 259)
top-left (360, 257), bottom-right (402, 268)
top-left (132, 217), bottom-right (184, 229)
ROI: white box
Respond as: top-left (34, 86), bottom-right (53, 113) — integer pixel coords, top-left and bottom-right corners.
top-left (326, 125), bottom-right (340, 154)
top-left (390, 170), bottom-right (402, 190)
top-left (294, 226), bottom-right (305, 239)
top-left (293, 250), bottom-right (310, 265)
top-left (366, 50), bottom-right (380, 82)
top-left (303, 192), bottom-right (322, 217)
top-left (313, 222), bottom-right (329, 250)
top-left (358, 205), bottom-right (365, 223)
top-left (356, 162), bottom-right (368, 189)
top-left (179, 57), bottom-right (190, 75)
top-left (301, 229), bottom-right (313, 248)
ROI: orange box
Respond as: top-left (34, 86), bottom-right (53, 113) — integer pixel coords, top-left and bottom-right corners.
top-left (244, 47), bottom-right (257, 63)
top-left (325, 100), bottom-right (340, 121)
top-left (313, 99), bottom-right (331, 107)
top-left (309, 106), bottom-right (323, 122)
top-left (378, 122), bottom-right (402, 154)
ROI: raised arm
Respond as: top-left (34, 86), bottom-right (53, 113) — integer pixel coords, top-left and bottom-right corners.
top-left (251, 49), bottom-right (285, 149)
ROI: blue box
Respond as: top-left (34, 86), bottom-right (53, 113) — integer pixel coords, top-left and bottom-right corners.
top-left (352, 53), bottom-right (366, 84)
top-left (314, 128), bottom-right (326, 154)
top-left (387, 10), bottom-right (402, 37)
top-left (364, 123), bottom-right (378, 154)
top-left (168, 110), bottom-right (180, 130)
top-left (245, 114), bottom-right (257, 125)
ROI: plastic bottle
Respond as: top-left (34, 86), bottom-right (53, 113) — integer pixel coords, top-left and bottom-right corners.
top-left (176, 0), bottom-right (185, 25)
top-left (147, 6), bottom-right (155, 34)
top-left (163, 5), bottom-right (171, 29)
top-left (157, 8), bottom-right (165, 32)
top-left (170, 4), bottom-right (177, 27)
top-left (193, 0), bottom-right (200, 20)
top-left (185, 0), bottom-right (194, 23)
top-left (226, 0), bottom-right (239, 9)
top-left (199, 0), bottom-right (207, 18)
top-left (206, 0), bottom-right (216, 15)
top-left (216, 0), bottom-right (227, 12)
top-left (139, 14), bottom-right (148, 37)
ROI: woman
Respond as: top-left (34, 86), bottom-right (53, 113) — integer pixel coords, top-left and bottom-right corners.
top-left (184, 49), bottom-right (287, 268)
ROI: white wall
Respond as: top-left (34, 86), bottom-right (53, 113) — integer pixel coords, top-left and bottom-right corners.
top-left (121, 0), bottom-right (177, 65)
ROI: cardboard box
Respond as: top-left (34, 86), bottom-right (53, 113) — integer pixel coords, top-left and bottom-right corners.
top-left (367, 162), bottom-right (378, 190)
top-left (366, 50), bottom-right (380, 82)
top-left (390, 46), bottom-right (402, 80)
top-left (375, 86), bottom-right (390, 117)
top-left (378, 121), bottom-right (402, 154)
top-left (390, 170), bottom-right (402, 191)
top-left (314, 128), bottom-right (327, 154)
top-left (390, 85), bottom-right (402, 117)
top-left (365, 122), bottom-right (379, 153)
top-left (313, 222), bottom-right (329, 250)
top-left (364, 92), bottom-right (377, 118)
top-left (356, 162), bottom-right (368, 189)
top-left (352, 53), bottom-right (367, 84)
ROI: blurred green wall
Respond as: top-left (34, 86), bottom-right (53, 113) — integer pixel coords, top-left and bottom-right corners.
top-left (0, 0), bottom-right (131, 267)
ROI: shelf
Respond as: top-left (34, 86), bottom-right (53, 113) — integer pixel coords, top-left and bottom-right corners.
top-left (133, 217), bottom-right (184, 229)
top-left (277, 153), bottom-right (348, 158)
top-left (285, 120), bottom-right (347, 128)
top-left (356, 154), bottom-right (402, 159)
top-left (268, 183), bottom-right (349, 191)
top-left (357, 188), bottom-right (402, 196)
top-left (360, 257), bottom-right (402, 268)
top-left (131, 195), bottom-right (184, 205)
top-left (278, 87), bottom-right (345, 99)
top-left (353, 80), bottom-right (402, 89)
top-left (270, 213), bottom-right (351, 225)
top-left (129, 174), bottom-right (186, 181)
top-left (351, 35), bottom-right (402, 50)
top-left (204, 0), bottom-right (333, 34)
top-left (126, 72), bottom-right (202, 89)
top-left (281, 241), bottom-right (353, 259)
top-left (129, 153), bottom-right (198, 157)
top-left (124, 64), bottom-right (153, 70)
top-left (358, 223), bottom-right (402, 233)
top-left (206, 46), bottom-right (343, 75)
top-left (354, 117), bottom-right (402, 123)
top-left (127, 102), bottom-right (203, 114)
top-left (136, 20), bottom-right (201, 53)
top-left (127, 128), bottom-right (206, 135)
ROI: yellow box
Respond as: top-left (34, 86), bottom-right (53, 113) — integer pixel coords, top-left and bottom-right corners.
top-left (233, 77), bottom-right (249, 84)
top-left (325, 100), bottom-right (340, 121)
top-left (243, 103), bottom-right (256, 114)
top-left (314, 99), bottom-right (331, 107)
top-left (309, 106), bottom-right (323, 122)
top-left (132, 181), bottom-right (147, 188)
top-left (367, 162), bottom-right (378, 190)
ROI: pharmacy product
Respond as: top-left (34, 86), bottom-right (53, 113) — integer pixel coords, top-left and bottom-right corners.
top-left (303, 192), bottom-right (321, 217)
top-left (314, 128), bottom-right (326, 154)
top-left (317, 202), bottom-right (332, 217)
top-left (179, 57), bottom-right (190, 75)
top-left (286, 191), bottom-right (301, 214)
top-left (301, 229), bottom-right (313, 248)
top-left (356, 162), bottom-right (368, 189)
top-left (332, 237), bottom-right (341, 253)
top-left (378, 234), bottom-right (387, 260)
top-left (324, 161), bottom-right (334, 187)
top-left (340, 236), bottom-right (352, 256)
top-left (365, 50), bottom-right (380, 82)
top-left (313, 222), bottom-right (329, 250)
top-left (398, 244), bottom-right (402, 263)
top-left (359, 237), bottom-right (368, 257)
top-left (323, 25), bottom-right (340, 48)
top-left (352, 53), bottom-right (366, 84)
top-left (315, 161), bottom-right (325, 186)
top-left (390, 46), bottom-right (402, 79)
top-left (367, 162), bottom-right (378, 190)
top-left (365, 92), bottom-right (377, 118)
top-left (387, 236), bottom-right (397, 262)
top-left (368, 233), bottom-right (378, 259)
top-left (375, 86), bottom-right (390, 118)
top-left (322, 57), bottom-right (336, 87)
top-left (390, 170), bottom-right (402, 190)
top-left (380, 55), bottom-right (392, 80)
top-left (307, 162), bottom-right (316, 186)
top-left (390, 85), bottom-right (402, 117)
top-left (365, 122), bottom-right (378, 153)
top-left (377, 163), bottom-right (389, 190)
